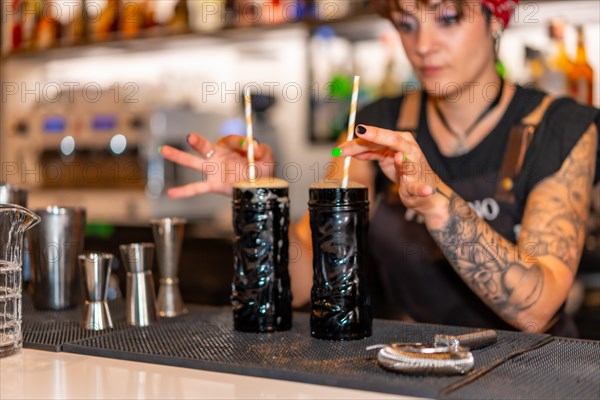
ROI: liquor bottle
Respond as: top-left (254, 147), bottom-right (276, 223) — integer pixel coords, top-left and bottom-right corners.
top-left (168, 0), bottom-right (190, 34)
top-left (188, 0), bottom-right (225, 32)
top-left (568, 26), bottom-right (594, 105)
top-left (121, 0), bottom-right (143, 39)
top-left (523, 46), bottom-right (544, 90)
top-left (540, 19), bottom-right (572, 96)
top-left (93, 0), bottom-right (120, 41)
top-left (10, 0), bottom-right (24, 53)
top-left (30, 0), bottom-right (61, 50)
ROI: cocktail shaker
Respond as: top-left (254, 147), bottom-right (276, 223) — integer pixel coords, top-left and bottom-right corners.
top-left (29, 206), bottom-right (86, 310)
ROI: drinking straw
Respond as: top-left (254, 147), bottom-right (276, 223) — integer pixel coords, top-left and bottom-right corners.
top-left (342, 75), bottom-right (360, 188)
top-left (244, 87), bottom-right (256, 181)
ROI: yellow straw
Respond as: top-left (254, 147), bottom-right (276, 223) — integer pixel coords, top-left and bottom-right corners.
top-left (244, 87), bottom-right (256, 181)
top-left (342, 75), bottom-right (360, 188)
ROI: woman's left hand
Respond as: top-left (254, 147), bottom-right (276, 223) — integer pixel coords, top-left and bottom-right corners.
top-left (336, 124), bottom-right (446, 216)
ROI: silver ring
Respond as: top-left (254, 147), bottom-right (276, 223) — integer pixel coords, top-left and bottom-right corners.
top-left (204, 149), bottom-right (215, 159)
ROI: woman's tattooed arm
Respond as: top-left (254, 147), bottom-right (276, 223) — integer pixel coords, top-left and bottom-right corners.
top-left (428, 125), bottom-right (597, 331)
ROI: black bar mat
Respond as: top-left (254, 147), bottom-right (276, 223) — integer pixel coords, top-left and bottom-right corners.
top-left (443, 337), bottom-right (600, 400)
top-left (22, 294), bottom-right (131, 352)
top-left (62, 307), bottom-right (551, 399)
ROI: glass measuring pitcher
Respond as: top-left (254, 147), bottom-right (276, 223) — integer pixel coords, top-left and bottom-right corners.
top-left (0, 204), bottom-right (40, 357)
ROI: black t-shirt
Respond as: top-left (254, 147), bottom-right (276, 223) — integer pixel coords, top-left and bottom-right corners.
top-left (356, 85), bottom-right (600, 336)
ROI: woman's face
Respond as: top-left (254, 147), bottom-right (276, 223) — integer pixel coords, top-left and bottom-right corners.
top-left (391, 0), bottom-right (499, 96)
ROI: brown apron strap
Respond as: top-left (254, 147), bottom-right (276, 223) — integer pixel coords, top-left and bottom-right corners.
top-left (495, 95), bottom-right (555, 202)
top-left (396, 90), bottom-right (422, 133)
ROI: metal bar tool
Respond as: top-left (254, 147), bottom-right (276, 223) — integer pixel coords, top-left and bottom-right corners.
top-left (151, 218), bottom-right (187, 317)
top-left (119, 243), bottom-right (158, 326)
top-left (79, 252), bottom-right (114, 330)
top-left (367, 329), bottom-right (498, 375)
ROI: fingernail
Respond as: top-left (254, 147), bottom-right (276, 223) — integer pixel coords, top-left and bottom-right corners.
top-left (403, 154), bottom-right (407, 163)
top-left (240, 139), bottom-right (245, 147)
top-left (356, 125), bottom-right (367, 135)
top-left (186, 134), bottom-right (192, 143)
top-left (157, 146), bottom-right (163, 155)
top-left (332, 148), bottom-right (342, 157)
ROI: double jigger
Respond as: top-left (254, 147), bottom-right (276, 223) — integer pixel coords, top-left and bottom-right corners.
top-left (151, 218), bottom-right (187, 317)
top-left (119, 243), bottom-right (159, 326)
top-left (78, 252), bottom-right (114, 330)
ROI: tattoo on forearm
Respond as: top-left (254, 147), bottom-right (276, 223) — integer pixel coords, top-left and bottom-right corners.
top-left (430, 192), bottom-right (544, 322)
top-left (428, 126), bottom-right (597, 326)
top-left (519, 128), bottom-right (596, 273)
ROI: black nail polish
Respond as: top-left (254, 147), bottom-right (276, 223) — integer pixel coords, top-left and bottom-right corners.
top-left (356, 125), bottom-right (367, 135)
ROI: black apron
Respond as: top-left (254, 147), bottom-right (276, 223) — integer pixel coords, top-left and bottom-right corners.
top-left (368, 92), bottom-right (578, 337)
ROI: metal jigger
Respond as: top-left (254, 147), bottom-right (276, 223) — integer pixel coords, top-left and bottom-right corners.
top-left (151, 218), bottom-right (188, 317)
top-left (119, 243), bottom-right (158, 327)
top-left (78, 252), bottom-right (114, 330)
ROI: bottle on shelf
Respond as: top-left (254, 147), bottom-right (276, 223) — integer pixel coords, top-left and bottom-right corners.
top-left (121, 0), bottom-right (144, 39)
top-left (91, 0), bottom-right (120, 42)
top-left (168, 0), bottom-right (190, 34)
top-left (30, 0), bottom-right (62, 50)
top-left (8, 0), bottom-right (25, 53)
top-left (568, 25), bottom-right (594, 106)
top-left (523, 46), bottom-right (545, 90)
top-left (187, 0), bottom-right (225, 32)
top-left (540, 18), bottom-right (572, 97)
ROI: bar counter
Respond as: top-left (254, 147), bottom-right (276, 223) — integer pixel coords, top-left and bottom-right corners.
top-left (1, 349), bottom-right (408, 399)
top-left (2, 298), bottom-right (599, 399)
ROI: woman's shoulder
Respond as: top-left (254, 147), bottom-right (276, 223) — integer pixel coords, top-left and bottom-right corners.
top-left (517, 91), bottom-right (600, 199)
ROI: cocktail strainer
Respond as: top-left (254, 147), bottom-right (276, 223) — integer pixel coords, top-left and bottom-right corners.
top-left (367, 329), bottom-right (497, 375)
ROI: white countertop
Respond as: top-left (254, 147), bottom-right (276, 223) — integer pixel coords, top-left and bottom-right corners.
top-left (1, 349), bottom-right (416, 400)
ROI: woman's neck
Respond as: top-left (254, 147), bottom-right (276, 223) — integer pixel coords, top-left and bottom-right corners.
top-left (435, 71), bottom-right (503, 132)
top-left (425, 69), bottom-right (515, 157)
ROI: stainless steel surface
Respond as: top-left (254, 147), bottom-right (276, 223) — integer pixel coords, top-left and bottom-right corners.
top-left (119, 243), bottom-right (158, 326)
top-left (78, 252), bottom-right (114, 330)
top-left (28, 206), bottom-right (86, 310)
top-left (0, 204), bottom-right (40, 358)
top-left (151, 217), bottom-right (187, 317)
top-left (0, 183), bottom-right (28, 206)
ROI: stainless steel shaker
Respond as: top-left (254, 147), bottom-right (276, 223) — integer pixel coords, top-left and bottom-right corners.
top-left (78, 252), bottom-right (114, 330)
top-left (29, 206), bottom-right (86, 310)
top-left (151, 218), bottom-right (187, 317)
top-left (119, 243), bottom-right (158, 326)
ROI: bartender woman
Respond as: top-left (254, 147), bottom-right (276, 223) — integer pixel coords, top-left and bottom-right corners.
top-left (160, 0), bottom-right (600, 337)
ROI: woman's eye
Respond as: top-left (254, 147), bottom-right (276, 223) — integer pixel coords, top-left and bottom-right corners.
top-left (439, 14), bottom-right (459, 26)
top-left (394, 18), bottom-right (417, 32)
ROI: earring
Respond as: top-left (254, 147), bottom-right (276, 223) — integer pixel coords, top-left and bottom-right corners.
top-left (492, 30), bottom-right (503, 56)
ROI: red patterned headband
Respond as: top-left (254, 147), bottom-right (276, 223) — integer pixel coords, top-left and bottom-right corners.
top-left (481, 0), bottom-right (519, 28)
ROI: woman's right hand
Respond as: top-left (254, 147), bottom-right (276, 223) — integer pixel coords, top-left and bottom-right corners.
top-left (159, 133), bottom-right (276, 198)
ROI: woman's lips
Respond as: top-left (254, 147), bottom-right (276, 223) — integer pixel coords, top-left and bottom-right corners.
top-left (419, 66), bottom-right (444, 77)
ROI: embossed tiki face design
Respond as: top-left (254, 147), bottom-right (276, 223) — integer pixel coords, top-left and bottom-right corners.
top-left (239, 211), bottom-right (272, 271)
top-left (318, 212), bottom-right (357, 274)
